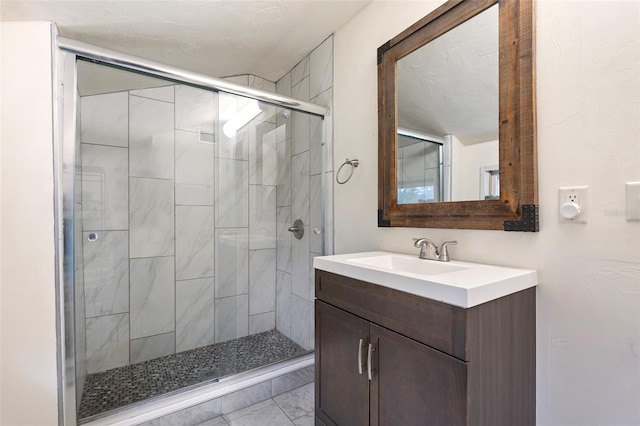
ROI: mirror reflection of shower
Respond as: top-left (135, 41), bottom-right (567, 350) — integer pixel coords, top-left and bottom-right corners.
top-left (397, 127), bottom-right (450, 204)
top-left (397, 127), bottom-right (499, 204)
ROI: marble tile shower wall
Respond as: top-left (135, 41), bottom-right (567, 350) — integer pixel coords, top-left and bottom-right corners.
top-left (78, 36), bottom-right (332, 375)
top-left (80, 86), bottom-right (209, 374)
top-left (275, 35), bottom-right (334, 351)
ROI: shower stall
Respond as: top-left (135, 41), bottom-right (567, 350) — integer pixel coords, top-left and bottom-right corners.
top-left (57, 37), bottom-right (332, 424)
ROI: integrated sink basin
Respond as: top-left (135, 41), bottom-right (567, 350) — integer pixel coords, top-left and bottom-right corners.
top-left (348, 254), bottom-right (470, 276)
top-left (313, 251), bottom-right (537, 308)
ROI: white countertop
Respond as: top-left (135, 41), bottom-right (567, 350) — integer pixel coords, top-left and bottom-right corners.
top-left (313, 251), bottom-right (537, 308)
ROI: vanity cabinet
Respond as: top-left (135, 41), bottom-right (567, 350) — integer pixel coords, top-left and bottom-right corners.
top-left (314, 270), bottom-right (535, 426)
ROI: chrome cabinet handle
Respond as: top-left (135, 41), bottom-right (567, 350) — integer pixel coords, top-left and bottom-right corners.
top-left (367, 343), bottom-right (375, 381)
top-left (357, 339), bottom-right (364, 375)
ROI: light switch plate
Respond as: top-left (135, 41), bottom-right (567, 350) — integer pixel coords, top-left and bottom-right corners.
top-left (626, 182), bottom-right (640, 221)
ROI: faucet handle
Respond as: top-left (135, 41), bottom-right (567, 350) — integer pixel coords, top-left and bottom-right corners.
top-left (413, 238), bottom-right (438, 259)
top-left (413, 238), bottom-right (425, 247)
top-left (439, 241), bottom-right (458, 262)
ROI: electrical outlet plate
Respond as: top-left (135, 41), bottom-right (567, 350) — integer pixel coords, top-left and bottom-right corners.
top-left (559, 186), bottom-right (589, 223)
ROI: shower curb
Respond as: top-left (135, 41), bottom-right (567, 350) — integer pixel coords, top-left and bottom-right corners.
top-left (80, 353), bottom-right (314, 426)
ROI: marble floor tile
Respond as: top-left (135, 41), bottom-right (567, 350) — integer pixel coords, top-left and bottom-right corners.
top-left (212, 383), bottom-right (314, 426)
top-left (292, 414), bottom-right (314, 426)
top-left (224, 399), bottom-right (294, 426)
top-left (271, 366), bottom-right (314, 396)
top-left (220, 381), bottom-right (272, 415)
top-left (142, 397), bottom-right (220, 426)
top-left (273, 383), bottom-right (314, 421)
top-left (197, 417), bottom-right (230, 426)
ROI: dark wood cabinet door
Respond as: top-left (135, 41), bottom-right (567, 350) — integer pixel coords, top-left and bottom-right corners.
top-left (370, 323), bottom-right (468, 426)
top-left (316, 301), bottom-right (370, 426)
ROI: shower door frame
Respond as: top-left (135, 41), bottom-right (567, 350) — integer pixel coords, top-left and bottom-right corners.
top-left (54, 36), bottom-right (332, 425)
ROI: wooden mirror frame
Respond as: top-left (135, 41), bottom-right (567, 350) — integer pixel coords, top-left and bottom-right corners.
top-left (378, 0), bottom-right (537, 231)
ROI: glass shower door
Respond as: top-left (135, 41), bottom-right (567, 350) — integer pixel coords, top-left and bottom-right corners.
top-left (74, 60), bottom-right (323, 420)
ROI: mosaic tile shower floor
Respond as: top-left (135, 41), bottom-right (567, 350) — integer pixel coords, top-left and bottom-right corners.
top-left (78, 330), bottom-right (308, 420)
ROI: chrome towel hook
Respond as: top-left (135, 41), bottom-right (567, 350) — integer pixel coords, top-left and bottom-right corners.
top-left (336, 158), bottom-right (359, 184)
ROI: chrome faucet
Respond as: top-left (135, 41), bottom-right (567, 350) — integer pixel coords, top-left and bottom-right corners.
top-left (413, 238), bottom-right (458, 262)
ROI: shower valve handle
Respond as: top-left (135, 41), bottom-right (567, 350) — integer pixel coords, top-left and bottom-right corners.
top-left (288, 219), bottom-right (304, 240)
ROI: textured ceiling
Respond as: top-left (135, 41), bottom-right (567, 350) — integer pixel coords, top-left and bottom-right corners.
top-left (397, 4), bottom-right (498, 145)
top-left (2, 0), bottom-right (499, 144)
top-left (0, 0), bottom-right (370, 82)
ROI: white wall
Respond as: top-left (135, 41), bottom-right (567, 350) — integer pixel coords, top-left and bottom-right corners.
top-left (0, 22), bottom-right (59, 425)
top-left (334, 1), bottom-right (640, 424)
top-left (459, 139), bottom-right (498, 200)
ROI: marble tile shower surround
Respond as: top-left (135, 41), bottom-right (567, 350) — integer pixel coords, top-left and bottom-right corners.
top-left (78, 36), bottom-right (333, 382)
top-left (82, 230), bottom-right (129, 318)
top-left (273, 35), bottom-right (334, 350)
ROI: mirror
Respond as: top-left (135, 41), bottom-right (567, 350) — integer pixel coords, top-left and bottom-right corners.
top-left (397, 4), bottom-right (498, 203)
top-left (378, 0), bottom-right (537, 231)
